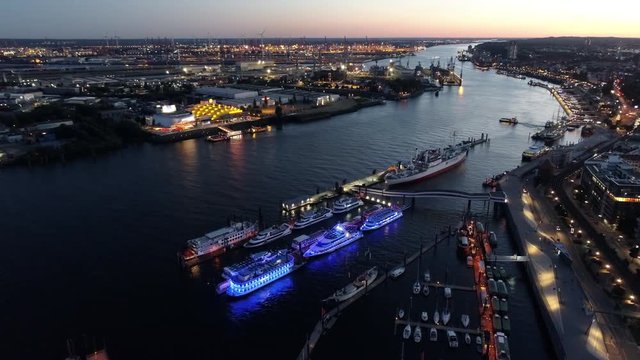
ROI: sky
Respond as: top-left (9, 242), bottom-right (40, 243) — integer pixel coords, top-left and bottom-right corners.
top-left (2, 0), bottom-right (639, 39)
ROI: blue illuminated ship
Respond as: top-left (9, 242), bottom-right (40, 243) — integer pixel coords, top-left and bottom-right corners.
top-left (225, 250), bottom-right (295, 297)
top-left (359, 207), bottom-right (403, 231)
top-left (303, 222), bottom-right (363, 258)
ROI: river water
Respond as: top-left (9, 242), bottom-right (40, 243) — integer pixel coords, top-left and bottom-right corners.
top-left (0, 44), bottom-right (576, 359)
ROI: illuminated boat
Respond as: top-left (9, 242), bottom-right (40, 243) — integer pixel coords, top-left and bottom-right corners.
top-left (303, 222), bottom-right (363, 258)
top-left (205, 134), bottom-right (228, 142)
top-left (293, 207), bottom-right (333, 229)
top-left (385, 145), bottom-right (468, 186)
top-left (225, 249), bottom-right (295, 297)
top-left (290, 229), bottom-right (325, 254)
top-left (181, 221), bottom-right (258, 262)
top-left (327, 266), bottom-right (378, 302)
top-left (331, 196), bottom-right (364, 214)
top-left (244, 223), bottom-right (292, 248)
top-left (359, 207), bottom-right (403, 231)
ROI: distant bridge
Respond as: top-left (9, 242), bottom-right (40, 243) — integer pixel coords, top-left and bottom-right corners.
top-left (354, 187), bottom-right (508, 203)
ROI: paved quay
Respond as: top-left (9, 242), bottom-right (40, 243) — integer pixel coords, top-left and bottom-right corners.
top-left (498, 132), bottom-right (640, 360)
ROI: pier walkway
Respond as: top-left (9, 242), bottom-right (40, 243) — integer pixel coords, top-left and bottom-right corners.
top-left (393, 319), bottom-right (481, 335)
top-left (425, 282), bottom-right (475, 292)
top-left (296, 233), bottom-right (454, 360)
top-left (357, 188), bottom-right (508, 203)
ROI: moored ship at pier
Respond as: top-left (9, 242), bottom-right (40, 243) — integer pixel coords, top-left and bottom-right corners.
top-left (181, 221), bottom-right (258, 262)
top-left (385, 145), bottom-right (468, 186)
top-left (225, 250), bottom-right (295, 297)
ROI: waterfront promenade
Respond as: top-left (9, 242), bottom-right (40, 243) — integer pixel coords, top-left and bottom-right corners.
top-left (499, 132), bottom-right (640, 360)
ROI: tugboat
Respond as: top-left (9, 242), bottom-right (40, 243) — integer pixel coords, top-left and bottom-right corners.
top-left (498, 117), bottom-right (518, 125)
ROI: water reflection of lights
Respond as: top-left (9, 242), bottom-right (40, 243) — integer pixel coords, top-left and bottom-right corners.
top-left (458, 86), bottom-right (464, 96)
top-left (227, 277), bottom-right (294, 321)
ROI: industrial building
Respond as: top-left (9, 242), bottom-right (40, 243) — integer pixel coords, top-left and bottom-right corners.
top-left (195, 87), bottom-right (258, 99)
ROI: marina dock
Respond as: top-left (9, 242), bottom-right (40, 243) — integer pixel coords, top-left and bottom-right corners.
top-left (296, 232), bottom-right (454, 360)
top-left (393, 319), bottom-right (481, 335)
top-left (424, 282), bottom-right (475, 292)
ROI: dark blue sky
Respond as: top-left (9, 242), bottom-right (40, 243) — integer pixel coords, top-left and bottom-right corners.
top-left (2, 0), bottom-right (638, 39)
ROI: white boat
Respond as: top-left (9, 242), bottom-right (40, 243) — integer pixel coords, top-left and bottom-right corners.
top-left (328, 267), bottom-right (378, 302)
top-left (424, 270), bottom-right (431, 282)
top-left (429, 328), bottom-right (438, 341)
top-left (444, 287), bottom-right (452, 299)
top-left (413, 326), bottom-right (422, 343)
top-left (433, 309), bottom-right (440, 325)
top-left (290, 229), bottom-right (325, 254)
top-left (303, 222), bottom-right (363, 258)
top-left (385, 145), bottom-right (468, 186)
top-left (442, 307), bottom-right (451, 325)
top-left (476, 335), bottom-right (483, 353)
top-left (293, 207), bottom-right (333, 229)
top-left (465, 333), bottom-right (471, 345)
top-left (389, 265), bottom-right (405, 279)
top-left (182, 221), bottom-right (258, 261)
top-left (331, 196), bottom-right (364, 213)
top-left (412, 281), bottom-right (421, 295)
top-left (461, 314), bottom-right (470, 328)
top-left (397, 308), bottom-right (405, 319)
top-left (447, 330), bottom-right (459, 348)
top-left (402, 324), bottom-right (412, 339)
top-left (466, 256), bottom-right (473, 267)
top-left (495, 332), bottom-right (511, 359)
top-left (359, 207), bottom-right (403, 231)
top-left (244, 223), bottom-right (292, 248)
top-left (421, 311), bottom-right (429, 322)
top-left (422, 284), bottom-right (430, 296)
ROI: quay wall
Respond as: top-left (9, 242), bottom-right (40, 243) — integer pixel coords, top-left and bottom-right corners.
top-left (500, 198), bottom-right (567, 360)
top-left (148, 99), bottom-right (384, 143)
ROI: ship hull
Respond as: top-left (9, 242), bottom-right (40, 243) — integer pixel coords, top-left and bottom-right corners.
top-left (385, 151), bottom-right (467, 186)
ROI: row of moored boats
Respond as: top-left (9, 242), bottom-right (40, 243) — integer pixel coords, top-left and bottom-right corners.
top-left (182, 196), bottom-right (404, 297)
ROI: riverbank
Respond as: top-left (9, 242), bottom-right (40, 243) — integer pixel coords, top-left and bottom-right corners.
top-left (147, 97), bottom-right (384, 143)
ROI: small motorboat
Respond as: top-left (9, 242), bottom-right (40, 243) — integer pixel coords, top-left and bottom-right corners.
top-left (461, 314), bottom-right (470, 328)
top-left (444, 287), bottom-right (452, 299)
top-left (424, 270), bottom-right (431, 282)
top-left (389, 266), bottom-right (405, 279)
top-left (465, 333), bottom-right (472, 345)
top-left (499, 266), bottom-right (508, 279)
top-left (397, 308), bottom-right (405, 319)
top-left (466, 256), bottom-right (473, 267)
top-left (414, 326), bottom-right (422, 343)
top-left (447, 330), bottom-right (459, 348)
top-left (433, 309), bottom-right (440, 325)
top-left (402, 324), bottom-right (412, 339)
top-left (475, 335), bottom-right (483, 353)
top-left (429, 328), bottom-right (438, 342)
top-left (421, 311), bottom-right (429, 322)
top-left (442, 308), bottom-right (451, 325)
top-left (422, 284), bottom-right (430, 296)
top-left (413, 281), bottom-right (421, 295)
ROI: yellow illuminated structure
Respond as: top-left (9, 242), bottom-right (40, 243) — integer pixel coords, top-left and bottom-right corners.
top-left (191, 100), bottom-right (243, 121)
